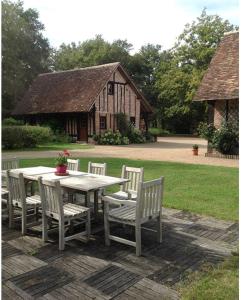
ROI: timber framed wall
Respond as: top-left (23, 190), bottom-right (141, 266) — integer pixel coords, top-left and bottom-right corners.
top-left (94, 69), bottom-right (141, 135)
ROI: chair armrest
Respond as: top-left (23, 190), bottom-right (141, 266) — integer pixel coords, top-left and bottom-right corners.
top-left (102, 195), bottom-right (136, 206)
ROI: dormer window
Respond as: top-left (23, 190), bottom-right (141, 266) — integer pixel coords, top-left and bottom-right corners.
top-left (107, 82), bottom-right (114, 95)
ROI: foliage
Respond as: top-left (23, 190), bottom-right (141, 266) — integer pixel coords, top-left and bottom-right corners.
top-left (212, 123), bottom-right (239, 155)
top-left (93, 130), bottom-right (129, 145)
top-left (192, 144), bottom-right (198, 149)
top-left (198, 122), bottom-right (239, 155)
top-left (148, 127), bottom-right (161, 136)
top-left (2, 117), bottom-right (24, 126)
top-left (154, 9), bottom-right (237, 133)
top-left (179, 253), bottom-right (238, 300)
top-left (116, 113), bottom-right (130, 136)
top-left (115, 113), bottom-right (146, 143)
top-left (2, 0), bottom-right (51, 117)
top-left (20, 157), bottom-right (238, 221)
top-left (2, 125), bottom-right (53, 149)
top-left (197, 122), bottom-right (216, 141)
top-left (53, 35), bottom-right (132, 71)
top-left (55, 150), bottom-right (70, 166)
top-left (127, 125), bottom-right (145, 143)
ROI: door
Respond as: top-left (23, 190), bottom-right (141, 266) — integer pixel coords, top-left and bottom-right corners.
top-left (78, 114), bottom-right (88, 142)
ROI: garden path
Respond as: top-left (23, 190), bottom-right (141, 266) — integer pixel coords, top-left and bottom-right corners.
top-left (3, 137), bottom-right (238, 167)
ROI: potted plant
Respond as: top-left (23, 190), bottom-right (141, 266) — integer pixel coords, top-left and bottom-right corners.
top-left (192, 144), bottom-right (199, 156)
top-left (55, 150), bottom-right (70, 174)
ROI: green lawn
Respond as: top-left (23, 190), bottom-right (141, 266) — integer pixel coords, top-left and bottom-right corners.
top-left (3, 143), bottom-right (94, 152)
top-left (20, 157), bottom-right (238, 221)
top-left (179, 253), bottom-right (239, 300)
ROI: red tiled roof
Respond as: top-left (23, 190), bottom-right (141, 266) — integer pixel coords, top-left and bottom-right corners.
top-left (193, 31), bottom-right (239, 101)
top-left (13, 62), bottom-right (153, 115)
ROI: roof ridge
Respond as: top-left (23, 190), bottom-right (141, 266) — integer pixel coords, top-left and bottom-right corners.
top-left (39, 62), bottom-right (120, 76)
top-left (224, 30), bottom-right (239, 36)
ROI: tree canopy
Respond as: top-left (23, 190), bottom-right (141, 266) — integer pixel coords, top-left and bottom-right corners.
top-left (2, 0), bottom-right (51, 117)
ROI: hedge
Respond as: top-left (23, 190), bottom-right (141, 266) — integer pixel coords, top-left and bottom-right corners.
top-left (2, 126), bottom-right (53, 149)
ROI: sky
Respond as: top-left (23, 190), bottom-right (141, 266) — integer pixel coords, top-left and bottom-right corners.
top-left (21, 0), bottom-right (239, 53)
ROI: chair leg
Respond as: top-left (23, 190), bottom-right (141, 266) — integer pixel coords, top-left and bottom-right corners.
top-left (22, 209), bottom-right (27, 235)
top-left (42, 214), bottom-right (48, 242)
top-left (104, 205), bottom-right (110, 246)
top-left (8, 203), bottom-right (14, 229)
top-left (85, 210), bottom-right (91, 240)
top-left (157, 213), bottom-right (162, 243)
top-left (135, 224), bottom-right (141, 256)
top-left (59, 219), bottom-right (65, 251)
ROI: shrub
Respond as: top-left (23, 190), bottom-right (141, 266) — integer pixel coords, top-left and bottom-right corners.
top-left (197, 122), bottom-right (215, 142)
top-left (51, 130), bottom-right (72, 143)
top-left (148, 127), bottom-right (161, 136)
top-left (116, 113), bottom-right (129, 136)
top-left (212, 123), bottom-right (239, 155)
top-left (143, 131), bottom-right (155, 142)
top-left (2, 126), bottom-right (53, 149)
top-left (127, 124), bottom-right (145, 143)
top-left (197, 121), bottom-right (239, 155)
top-left (93, 130), bottom-right (129, 145)
top-left (2, 117), bottom-right (24, 126)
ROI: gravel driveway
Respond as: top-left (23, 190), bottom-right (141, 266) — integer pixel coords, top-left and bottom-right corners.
top-left (2, 137), bottom-right (238, 167)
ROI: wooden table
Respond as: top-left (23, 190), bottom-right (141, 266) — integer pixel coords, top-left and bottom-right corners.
top-left (3, 166), bottom-right (128, 216)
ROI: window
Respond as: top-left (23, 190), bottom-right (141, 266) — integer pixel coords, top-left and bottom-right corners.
top-left (100, 116), bottom-right (107, 129)
top-left (130, 117), bottom-right (136, 126)
top-left (107, 82), bottom-right (114, 95)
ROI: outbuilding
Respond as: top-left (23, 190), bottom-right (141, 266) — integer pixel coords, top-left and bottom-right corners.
top-left (13, 62), bottom-right (153, 142)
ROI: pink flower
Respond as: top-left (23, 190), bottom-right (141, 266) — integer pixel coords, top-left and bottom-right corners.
top-left (63, 149), bottom-right (70, 156)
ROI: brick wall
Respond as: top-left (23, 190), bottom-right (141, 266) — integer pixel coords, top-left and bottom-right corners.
top-left (213, 99), bottom-right (239, 128)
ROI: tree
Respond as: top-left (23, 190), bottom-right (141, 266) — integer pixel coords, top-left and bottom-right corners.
top-left (2, 0), bottom-right (51, 117)
top-left (155, 9), bottom-right (238, 133)
top-left (53, 35), bottom-right (132, 71)
top-left (129, 44), bottom-right (162, 106)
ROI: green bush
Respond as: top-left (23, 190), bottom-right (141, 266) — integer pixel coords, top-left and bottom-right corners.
top-left (93, 130), bottom-right (129, 145)
top-left (148, 127), bottom-right (161, 136)
top-left (197, 122), bottom-right (215, 142)
top-left (2, 126), bottom-right (53, 149)
top-left (212, 123), bottom-right (238, 155)
top-left (51, 130), bottom-right (72, 143)
top-left (116, 113), bottom-right (129, 136)
top-left (127, 125), bottom-right (145, 143)
top-left (198, 122), bottom-right (239, 155)
top-left (2, 117), bottom-right (24, 126)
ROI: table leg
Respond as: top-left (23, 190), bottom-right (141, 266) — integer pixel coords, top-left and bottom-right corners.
top-left (94, 191), bottom-right (98, 219)
top-left (86, 192), bottom-right (90, 208)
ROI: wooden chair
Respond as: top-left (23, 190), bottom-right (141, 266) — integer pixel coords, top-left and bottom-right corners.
top-left (67, 159), bottom-right (80, 171)
top-left (2, 157), bottom-right (19, 171)
top-left (38, 177), bottom-right (91, 250)
top-left (103, 177), bottom-right (164, 256)
top-left (6, 170), bottom-right (41, 235)
top-left (88, 162), bottom-right (107, 216)
top-left (108, 165), bottom-right (144, 200)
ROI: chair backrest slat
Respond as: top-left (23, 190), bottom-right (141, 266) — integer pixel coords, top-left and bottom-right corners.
top-left (38, 178), bottom-right (63, 218)
top-left (88, 162), bottom-right (107, 176)
top-left (6, 171), bottom-right (26, 206)
top-left (67, 159), bottom-right (80, 171)
top-left (120, 165), bottom-right (144, 193)
top-left (136, 177), bottom-right (164, 220)
top-left (2, 158), bottom-right (19, 170)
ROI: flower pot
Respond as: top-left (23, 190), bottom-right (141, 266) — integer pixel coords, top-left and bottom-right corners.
top-left (192, 149), bottom-right (198, 156)
top-left (56, 165), bottom-right (67, 174)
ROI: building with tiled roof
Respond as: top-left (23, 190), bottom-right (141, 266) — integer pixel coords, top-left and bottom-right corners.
top-left (194, 31), bottom-right (239, 128)
top-left (13, 62), bottom-right (153, 142)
